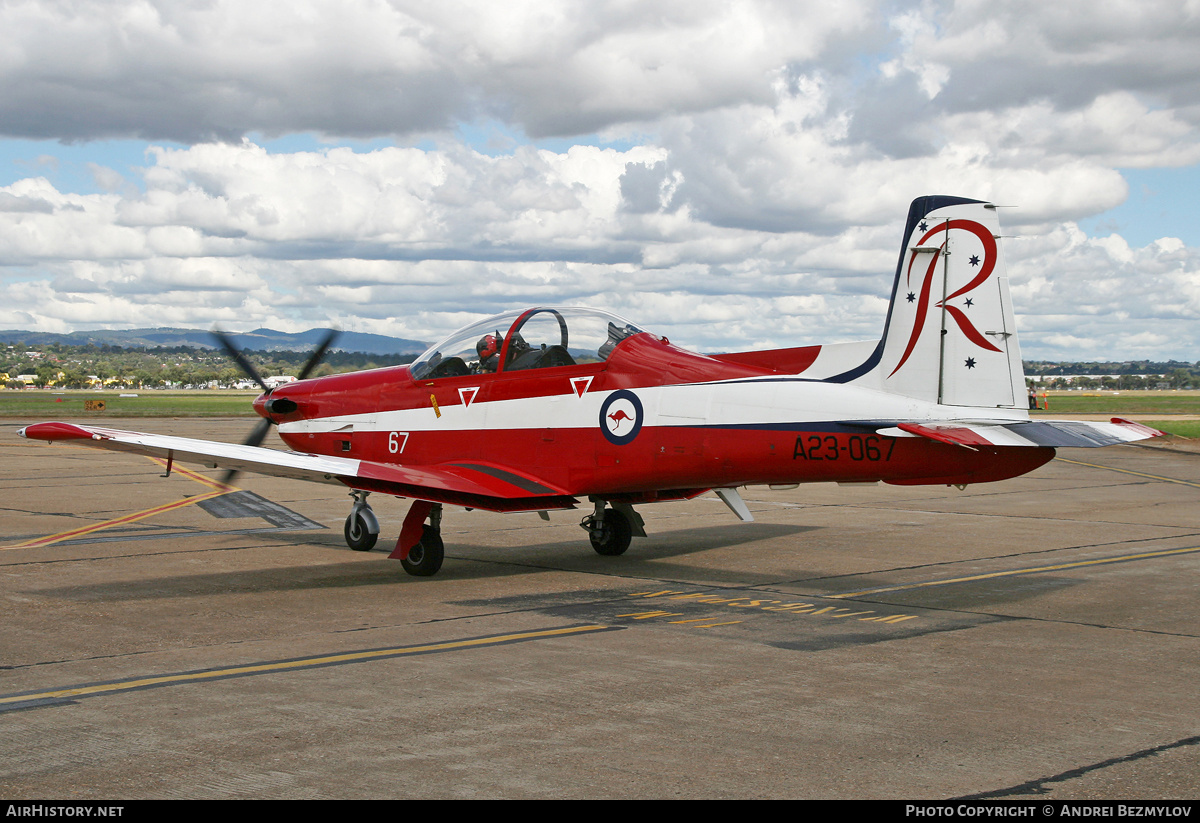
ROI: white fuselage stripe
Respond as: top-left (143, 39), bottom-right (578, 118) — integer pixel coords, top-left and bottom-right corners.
top-left (279, 379), bottom-right (1032, 437)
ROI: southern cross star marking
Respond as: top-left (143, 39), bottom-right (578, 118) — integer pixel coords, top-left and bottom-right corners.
top-left (964, 297), bottom-right (973, 308)
top-left (906, 292), bottom-right (916, 303)
top-left (965, 357), bottom-right (976, 369)
top-left (969, 254), bottom-right (980, 266)
top-left (918, 221), bottom-right (928, 232)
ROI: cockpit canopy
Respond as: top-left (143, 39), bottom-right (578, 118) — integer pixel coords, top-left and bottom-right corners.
top-left (410, 307), bottom-right (644, 380)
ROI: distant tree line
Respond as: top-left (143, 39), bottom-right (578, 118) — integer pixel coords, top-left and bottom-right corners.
top-left (1025, 360), bottom-right (1199, 390)
top-left (2, 342), bottom-right (417, 390)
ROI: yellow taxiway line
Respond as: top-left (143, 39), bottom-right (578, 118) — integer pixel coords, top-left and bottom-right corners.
top-left (828, 545), bottom-right (1200, 599)
top-left (1055, 457), bottom-right (1200, 490)
top-left (0, 625), bottom-right (617, 710)
top-left (2, 456), bottom-right (236, 550)
top-left (830, 456), bottom-right (1200, 599)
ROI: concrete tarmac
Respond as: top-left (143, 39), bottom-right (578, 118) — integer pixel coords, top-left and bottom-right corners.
top-left (2, 418), bottom-right (1198, 799)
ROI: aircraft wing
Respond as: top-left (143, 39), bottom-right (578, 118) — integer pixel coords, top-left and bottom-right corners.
top-left (875, 418), bottom-right (1162, 449)
top-left (17, 422), bottom-right (579, 513)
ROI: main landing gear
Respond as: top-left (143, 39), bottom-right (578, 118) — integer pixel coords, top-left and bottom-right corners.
top-left (580, 499), bottom-right (644, 556)
top-left (346, 495), bottom-right (642, 577)
top-left (401, 522), bottom-right (444, 577)
top-left (396, 501), bottom-right (444, 577)
top-left (343, 492), bottom-right (444, 577)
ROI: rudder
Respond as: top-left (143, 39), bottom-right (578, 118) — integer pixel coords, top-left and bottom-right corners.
top-left (847, 196), bottom-right (1025, 408)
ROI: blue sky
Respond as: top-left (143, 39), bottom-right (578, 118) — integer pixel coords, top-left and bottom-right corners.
top-left (1077, 166), bottom-right (1200, 247)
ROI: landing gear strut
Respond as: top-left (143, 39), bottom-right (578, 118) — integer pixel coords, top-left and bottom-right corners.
top-left (344, 491), bottom-right (380, 551)
top-left (393, 501), bottom-right (445, 577)
top-left (402, 523), bottom-right (444, 576)
top-left (581, 500), bottom-right (635, 556)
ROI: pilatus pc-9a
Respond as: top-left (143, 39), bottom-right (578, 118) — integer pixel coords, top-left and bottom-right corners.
top-left (21, 196), bottom-right (1160, 576)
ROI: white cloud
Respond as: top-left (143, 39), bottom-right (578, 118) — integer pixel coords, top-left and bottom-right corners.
top-left (2, 1), bottom-right (1200, 361)
top-left (0, 0), bottom-right (881, 142)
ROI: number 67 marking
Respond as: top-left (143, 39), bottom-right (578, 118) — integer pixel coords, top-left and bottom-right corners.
top-left (388, 432), bottom-right (409, 454)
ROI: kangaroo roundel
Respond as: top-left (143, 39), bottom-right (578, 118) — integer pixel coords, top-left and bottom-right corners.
top-left (600, 390), bottom-right (643, 445)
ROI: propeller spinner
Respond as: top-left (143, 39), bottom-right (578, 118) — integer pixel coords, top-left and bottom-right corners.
top-left (212, 328), bottom-right (340, 484)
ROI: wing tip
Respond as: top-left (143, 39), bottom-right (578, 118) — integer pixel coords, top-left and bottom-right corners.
top-left (18, 422), bottom-right (99, 442)
top-left (1111, 418), bottom-right (1166, 439)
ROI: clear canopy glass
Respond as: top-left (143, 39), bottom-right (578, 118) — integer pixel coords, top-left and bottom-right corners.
top-left (410, 307), bottom-right (644, 380)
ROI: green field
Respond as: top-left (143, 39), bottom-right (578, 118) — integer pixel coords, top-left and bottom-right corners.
top-left (1141, 420), bottom-right (1200, 438)
top-left (0, 390), bottom-right (259, 418)
top-left (1031, 391), bottom-right (1200, 416)
top-left (1025, 391), bottom-right (1200, 439)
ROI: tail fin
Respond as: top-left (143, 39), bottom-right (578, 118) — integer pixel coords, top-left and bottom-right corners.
top-left (834, 196), bottom-right (1025, 408)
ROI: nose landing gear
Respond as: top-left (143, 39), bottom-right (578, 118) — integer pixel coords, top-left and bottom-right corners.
top-left (344, 490), bottom-right (380, 551)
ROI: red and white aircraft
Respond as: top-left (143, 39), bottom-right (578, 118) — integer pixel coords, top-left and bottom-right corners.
top-left (20, 196), bottom-right (1160, 576)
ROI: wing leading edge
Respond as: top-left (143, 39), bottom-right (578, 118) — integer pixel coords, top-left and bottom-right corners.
top-left (17, 422), bottom-right (579, 513)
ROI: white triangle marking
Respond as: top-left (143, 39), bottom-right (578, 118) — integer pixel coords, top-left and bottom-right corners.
top-left (459, 387), bottom-right (479, 408)
top-left (570, 376), bottom-right (593, 398)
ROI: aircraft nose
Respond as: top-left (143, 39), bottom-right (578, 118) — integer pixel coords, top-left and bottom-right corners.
top-left (254, 387), bottom-right (301, 420)
top-left (252, 392), bottom-right (271, 420)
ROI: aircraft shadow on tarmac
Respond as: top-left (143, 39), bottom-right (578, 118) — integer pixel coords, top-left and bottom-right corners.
top-left (809, 568), bottom-right (1086, 611)
top-left (30, 521), bottom-right (825, 600)
top-left (241, 516), bottom-right (1101, 611)
top-left (480, 521), bottom-right (830, 586)
top-left (26, 501), bottom-right (1095, 608)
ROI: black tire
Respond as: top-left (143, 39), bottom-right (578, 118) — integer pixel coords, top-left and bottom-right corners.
top-left (401, 525), bottom-right (445, 576)
top-left (589, 508), bottom-right (632, 556)
top-left (344, 511), bottom-right (378, 552)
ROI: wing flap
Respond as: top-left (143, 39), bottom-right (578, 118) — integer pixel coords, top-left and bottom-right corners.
top-left (352, 459), bottom-right (577, 512)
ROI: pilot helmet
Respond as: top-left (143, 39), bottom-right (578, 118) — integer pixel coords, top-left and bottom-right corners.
top-left (476, 334), bottom-right (498, 360)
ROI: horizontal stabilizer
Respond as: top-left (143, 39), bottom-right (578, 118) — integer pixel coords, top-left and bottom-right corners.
top-left (878, 418), bottom-right (1163, 449)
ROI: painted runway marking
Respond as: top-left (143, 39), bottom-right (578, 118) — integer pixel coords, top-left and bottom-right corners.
top-left (1056, 457), bottom-right (1200, 490)
top-left (2, 457), bottom-right (235, 551)
top-left (626, 589), bottom-right (920, 624)
top-left (828, 545), bottom-right (1200, 599)
top-left (0, 624), bottom-right (618, 712)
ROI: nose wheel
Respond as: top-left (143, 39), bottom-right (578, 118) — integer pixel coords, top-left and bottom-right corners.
top-left (344, 491), bottom-right (380, 551)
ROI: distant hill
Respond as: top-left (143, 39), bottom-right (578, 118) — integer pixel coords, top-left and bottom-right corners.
top-left (0, 327), bottom-right (430, 356)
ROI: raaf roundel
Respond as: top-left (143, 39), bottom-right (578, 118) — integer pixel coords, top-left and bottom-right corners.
top-left (20, 196), bottom-right (1161, 576)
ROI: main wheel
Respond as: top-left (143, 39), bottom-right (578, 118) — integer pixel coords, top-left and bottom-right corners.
top-left (401, 525), bottom-right (445, 576)
top-left (344, 511), bottom-right (378, 551)
top-left (589, 507), bottom-right (632, 556)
